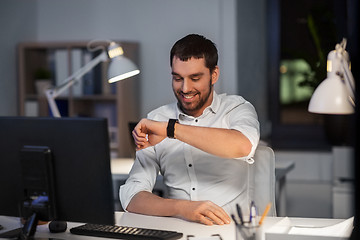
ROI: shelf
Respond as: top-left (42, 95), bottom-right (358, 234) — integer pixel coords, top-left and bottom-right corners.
top-left (18, 41), bottom-right (140, 158)
top-left (26, 94), bottom-right (117, 101)
top-left (25, 94), bottom-right (117, 101)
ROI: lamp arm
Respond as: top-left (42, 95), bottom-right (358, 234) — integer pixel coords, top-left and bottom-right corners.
top-left (45, 51), bottom-right (108, 117)
top-left (340, 59), bottom-right (356, 106)
top-left (50, 51), bottom-right (108, 98)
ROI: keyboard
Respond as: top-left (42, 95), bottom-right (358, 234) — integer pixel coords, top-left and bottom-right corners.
top-left (70, 223), bottom-right (183, 240)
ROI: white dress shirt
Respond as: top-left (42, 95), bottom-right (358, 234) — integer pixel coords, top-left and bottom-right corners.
top-left (120, 91), bottom-right (260, 215)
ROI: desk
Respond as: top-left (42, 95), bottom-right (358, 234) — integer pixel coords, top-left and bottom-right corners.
top-left (111, 158), bottom-right (295, 215)
top-left (111, 158), bottom-right (134, 179)
top-left (0, 212), bottom-right (349, 240)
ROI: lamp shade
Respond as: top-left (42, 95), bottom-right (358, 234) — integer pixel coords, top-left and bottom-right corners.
top-left (308, 39), bottom-right (355, 115)
top-left (106, 42), bottom-right (140, 83)
top-left (308, 75), bottom-right (354, 114)
top-left (108, 55), bottom-right (140, 83)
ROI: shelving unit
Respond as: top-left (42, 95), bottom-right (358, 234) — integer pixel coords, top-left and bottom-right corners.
top-left (17, 41), bottom-right (140, 158)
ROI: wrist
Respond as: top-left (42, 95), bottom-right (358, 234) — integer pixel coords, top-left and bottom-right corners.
top-left (172, 199), bottom-right (187, 218)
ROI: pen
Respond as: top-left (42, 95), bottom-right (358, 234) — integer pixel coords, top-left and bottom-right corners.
top-left (259, 203), bottom-right (271, 225)
top-left (249, 201), bottom-right (257, 226)
top-left (231, 214), bottom-right (239, 226)
top-left (236, 204), bottom-right (244, 225)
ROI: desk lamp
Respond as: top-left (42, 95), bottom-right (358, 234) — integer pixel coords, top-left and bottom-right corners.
top-left (45, 40), bottom-right (140, 117)
top-left (308, 39), bottom-right (356, 226)
top-left (308, 38), bottom-right (355, 114)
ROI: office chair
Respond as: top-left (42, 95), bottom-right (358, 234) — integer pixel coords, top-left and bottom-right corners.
top-left (249, 145), bottom-right (277, 216)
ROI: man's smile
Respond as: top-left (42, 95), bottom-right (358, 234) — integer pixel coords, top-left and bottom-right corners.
top-left (180, 92), bottom-right (199, 103)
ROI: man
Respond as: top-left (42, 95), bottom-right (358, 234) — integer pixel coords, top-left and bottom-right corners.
top-left (120, 34), bottom-right (259, 226)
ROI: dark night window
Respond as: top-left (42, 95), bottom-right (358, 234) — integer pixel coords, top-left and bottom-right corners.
top-left (267, 0), bottom-right (356, 149)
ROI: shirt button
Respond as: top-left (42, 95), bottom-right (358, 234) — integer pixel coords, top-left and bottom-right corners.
top-left (192, 188), bottom-right (195, 191)
top-left (188, 164), bottom-right (192, 167)
top-left (195, 119), bottom-right (198, 123)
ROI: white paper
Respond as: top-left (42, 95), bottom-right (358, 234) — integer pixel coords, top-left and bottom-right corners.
top-left (266, 217), bottom-right (292, 234)
top-left (288, 217), bottom-right (354, 237)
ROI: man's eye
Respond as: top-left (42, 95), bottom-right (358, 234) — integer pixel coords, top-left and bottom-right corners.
top-left (173, 76), bottom-right (182, 81)
top-left (191, 77), bottom-right (200, 81)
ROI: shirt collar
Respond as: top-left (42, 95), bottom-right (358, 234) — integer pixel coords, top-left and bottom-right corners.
top-left (176, 91), bottom-right (220, 120)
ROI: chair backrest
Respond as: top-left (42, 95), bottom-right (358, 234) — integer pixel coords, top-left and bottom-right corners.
top-left (248, 145), bottom-right (277, 216)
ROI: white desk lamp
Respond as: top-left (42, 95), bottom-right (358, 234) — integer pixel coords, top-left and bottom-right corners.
top-left (45, 41), bottom-right (140, 117)
top-left (308, 39), bottom-right (356, 220)
top-left (308, 38), bottom-right (355, 114)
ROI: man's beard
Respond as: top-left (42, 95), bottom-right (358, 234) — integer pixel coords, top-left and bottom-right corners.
top-left (175, 81), bottom-right (213, 116)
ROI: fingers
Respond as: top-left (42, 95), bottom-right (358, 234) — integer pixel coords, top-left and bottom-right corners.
top-left (132, 129), bottom-right (148, 149)
top-left (135, 142), bottom-right (151, 151)
top-left (198, 215), bottom-right (215, 226)
top-left (132, 122), bottom-right (147, 139)
top-left (182, 201), bottom-right (231, 226)
top-left (199, 205), bottom-right (231, 226)
top-left (132, 121), bottom-right (150, 149)
top-left (131, 119), bottom-right (166, 150)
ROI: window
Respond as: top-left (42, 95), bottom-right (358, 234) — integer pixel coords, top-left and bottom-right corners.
top-left (267, 0), bottom-right (355, 149)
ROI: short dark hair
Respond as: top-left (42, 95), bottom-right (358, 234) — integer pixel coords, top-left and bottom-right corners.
top-left (170, 34), bottom-right (218, 73)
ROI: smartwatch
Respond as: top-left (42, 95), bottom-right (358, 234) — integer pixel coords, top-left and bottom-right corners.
top-left (167, 119), bottom-right (178, 139)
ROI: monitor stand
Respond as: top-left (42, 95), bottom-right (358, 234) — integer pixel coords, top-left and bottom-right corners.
top-left (0, 227), bottom-right (22, 239)
top-left (0, 213), bottom-right (62, 240)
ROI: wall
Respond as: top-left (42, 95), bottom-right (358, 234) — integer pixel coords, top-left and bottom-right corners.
top-left (0, 0), bottom-right (38, 116)
top-left (237, 0), bottom-right (270, 137)
top-left (35, 0), bottom-right (238, 118)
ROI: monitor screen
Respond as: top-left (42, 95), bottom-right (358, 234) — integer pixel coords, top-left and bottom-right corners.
top-left (0, 117), bottom-right (114, 225)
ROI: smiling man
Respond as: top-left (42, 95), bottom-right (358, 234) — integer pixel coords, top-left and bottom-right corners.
top-left (120, 34), bottom-right (260, 225)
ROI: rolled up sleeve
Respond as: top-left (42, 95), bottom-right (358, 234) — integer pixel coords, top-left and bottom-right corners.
top-left (228, 101), bottom-right (260, 164)
top-left (119, 147), bottom-right (160, 211)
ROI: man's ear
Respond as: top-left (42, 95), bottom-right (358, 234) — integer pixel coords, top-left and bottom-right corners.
top-left (211, 66), bottom-right (219, 85)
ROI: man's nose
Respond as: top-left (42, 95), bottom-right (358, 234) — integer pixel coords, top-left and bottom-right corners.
top-left (182, 79), bottom-right (192, 93)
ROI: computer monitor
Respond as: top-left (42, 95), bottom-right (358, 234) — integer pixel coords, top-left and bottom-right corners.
top-left (0, 117), bottom-right (115, 226)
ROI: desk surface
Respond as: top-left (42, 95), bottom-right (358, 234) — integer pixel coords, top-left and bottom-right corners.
top-left (0, 212), bottom-right (348, 240)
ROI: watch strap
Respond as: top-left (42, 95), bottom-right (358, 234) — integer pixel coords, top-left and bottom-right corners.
top-left (167, 119), bottom-right (178, 139)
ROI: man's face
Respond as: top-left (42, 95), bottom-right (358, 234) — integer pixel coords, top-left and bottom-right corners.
top-left (171, 56), bottom-right (218, 117)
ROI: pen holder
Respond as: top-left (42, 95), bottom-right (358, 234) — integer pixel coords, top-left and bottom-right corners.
top-left (235, 222), bottom-right (259, 240)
